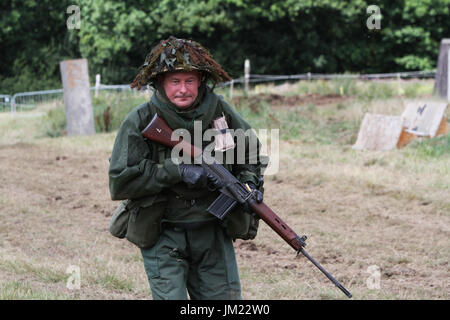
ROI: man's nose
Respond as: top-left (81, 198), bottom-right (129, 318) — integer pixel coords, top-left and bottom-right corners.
top-left (179, 81), bottom-right (188, 93)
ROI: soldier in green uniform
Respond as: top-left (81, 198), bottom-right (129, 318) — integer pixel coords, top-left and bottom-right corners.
top-left (108, 36), bottom-right (265, 300)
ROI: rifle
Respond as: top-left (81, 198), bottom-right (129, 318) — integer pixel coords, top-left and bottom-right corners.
top-left (142, 114), bottom-right (352, 299)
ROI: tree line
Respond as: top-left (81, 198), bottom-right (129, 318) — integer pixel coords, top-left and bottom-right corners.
top-left (1, 0), bottom-right (449, 94)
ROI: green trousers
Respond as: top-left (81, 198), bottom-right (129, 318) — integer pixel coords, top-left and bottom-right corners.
top-left (140, 222), bottom-right (242, 300)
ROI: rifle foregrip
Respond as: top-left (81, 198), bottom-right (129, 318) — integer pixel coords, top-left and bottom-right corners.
top-left (250, 201), bottom-right (304, 251)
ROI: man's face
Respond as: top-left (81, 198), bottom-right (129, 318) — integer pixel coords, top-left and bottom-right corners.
top-left (162, 71), bottom-right (201, 109)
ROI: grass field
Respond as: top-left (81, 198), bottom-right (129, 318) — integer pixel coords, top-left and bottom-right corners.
top-left (0, 79), bottom-right (448, 300)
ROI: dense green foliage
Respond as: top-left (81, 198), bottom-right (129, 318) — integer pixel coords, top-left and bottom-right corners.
top-left (0, 0), bottom-right (80, 93)
top-left (1, 0), bottom-right (449, 94)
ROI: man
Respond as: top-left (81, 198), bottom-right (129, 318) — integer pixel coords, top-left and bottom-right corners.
top-left (108, 36), bottom-right (265, 300)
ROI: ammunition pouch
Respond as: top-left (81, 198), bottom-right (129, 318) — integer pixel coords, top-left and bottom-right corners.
top-left (223, 183), bottom-right (264, 241)
top-left (109, 194), bottom-right (167, 249)
top-left (223, 207), bottom-right (259, 240)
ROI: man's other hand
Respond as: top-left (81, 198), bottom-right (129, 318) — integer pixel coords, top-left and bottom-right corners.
top-left (179, 164), bottom-right (219, 189)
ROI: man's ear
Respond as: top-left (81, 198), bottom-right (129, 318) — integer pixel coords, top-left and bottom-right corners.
top-left (198, 71), bottom-right (205, 87)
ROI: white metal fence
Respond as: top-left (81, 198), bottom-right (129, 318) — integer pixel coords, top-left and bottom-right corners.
top-left (0, 70), bottom-right (436, 113)
top-left (217, 70), bottom-right (436, 87)
top-left (4, 84), bottom-right (148, 113)
top-left (0, 95), bottom-right (11, 111)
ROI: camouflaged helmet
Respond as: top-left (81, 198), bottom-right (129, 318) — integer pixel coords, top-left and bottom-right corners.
top-left (131, 36), bottom-right (231, 90)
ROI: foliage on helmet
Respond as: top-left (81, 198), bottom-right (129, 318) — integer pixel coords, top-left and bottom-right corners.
top-left (131, 36), bottom-right (231, 89)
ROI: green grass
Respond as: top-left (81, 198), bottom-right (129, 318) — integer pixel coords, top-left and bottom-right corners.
top-left (39, 90), bottom-right (148, 137)
top-left (91, 90), bottom-right (148, 132)
top-left (0, 258), bottom-right (68, 284)
top-left (39, 79), bottom-right (435, 139)
top-left (233, 97), bottom-right (362, 145)
top-left (0, 281), bottom-right (70, 299)
top-left (408, 134), bottom-right (450, 158)
top-left (43, 105), bottom-right (66, 137)
top-left (93, 273), bottom-right (135, 292)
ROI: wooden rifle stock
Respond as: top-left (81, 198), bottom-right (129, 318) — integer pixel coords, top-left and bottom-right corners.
top-left (141, 113), bottom-right (203, 158)
top-left (249, 201), bottom-right (305, 251)
top-left (141, 113), bottom-right (352, 298)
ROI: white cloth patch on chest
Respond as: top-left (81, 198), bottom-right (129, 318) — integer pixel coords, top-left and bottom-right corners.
top-left (212, 113), bottom-right (235, 151)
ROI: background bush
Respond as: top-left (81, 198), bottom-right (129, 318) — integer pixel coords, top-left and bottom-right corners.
top-left (1, 0), bottom-right (449, 94)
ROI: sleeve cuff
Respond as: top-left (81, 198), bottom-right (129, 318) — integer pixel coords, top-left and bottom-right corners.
top-left (162, 158), bottom-right (182, 184)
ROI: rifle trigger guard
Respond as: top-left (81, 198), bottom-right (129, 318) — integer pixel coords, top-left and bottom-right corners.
top-left (225, 182), bottom-right (252, 204)
top-left (243, 189), bottom-right (254, 202)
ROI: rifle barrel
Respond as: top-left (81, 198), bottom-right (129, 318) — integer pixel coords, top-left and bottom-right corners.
top-left (298, 248), bottom-right (352, 298)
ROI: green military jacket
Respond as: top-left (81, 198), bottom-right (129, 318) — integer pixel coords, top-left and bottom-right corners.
top-left (108, 86), bottom-right (263, 247)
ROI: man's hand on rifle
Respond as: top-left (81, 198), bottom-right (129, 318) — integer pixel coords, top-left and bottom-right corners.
top-left (242, 182), bottom-right (263, 215)
top-left (179, 164), bottom-right (220, 189)
top-left (248, 182), bottom-right (263, 203)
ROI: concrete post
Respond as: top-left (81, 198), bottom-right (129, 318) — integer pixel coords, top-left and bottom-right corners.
top-left (59, 59), bottom-right (95, 136)
top-left (447, 48), bottom-right (450, 101)
top-left (433, 39), bottom-right (450, 99)
top-left (95, 74), bottom-right (101, 97)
